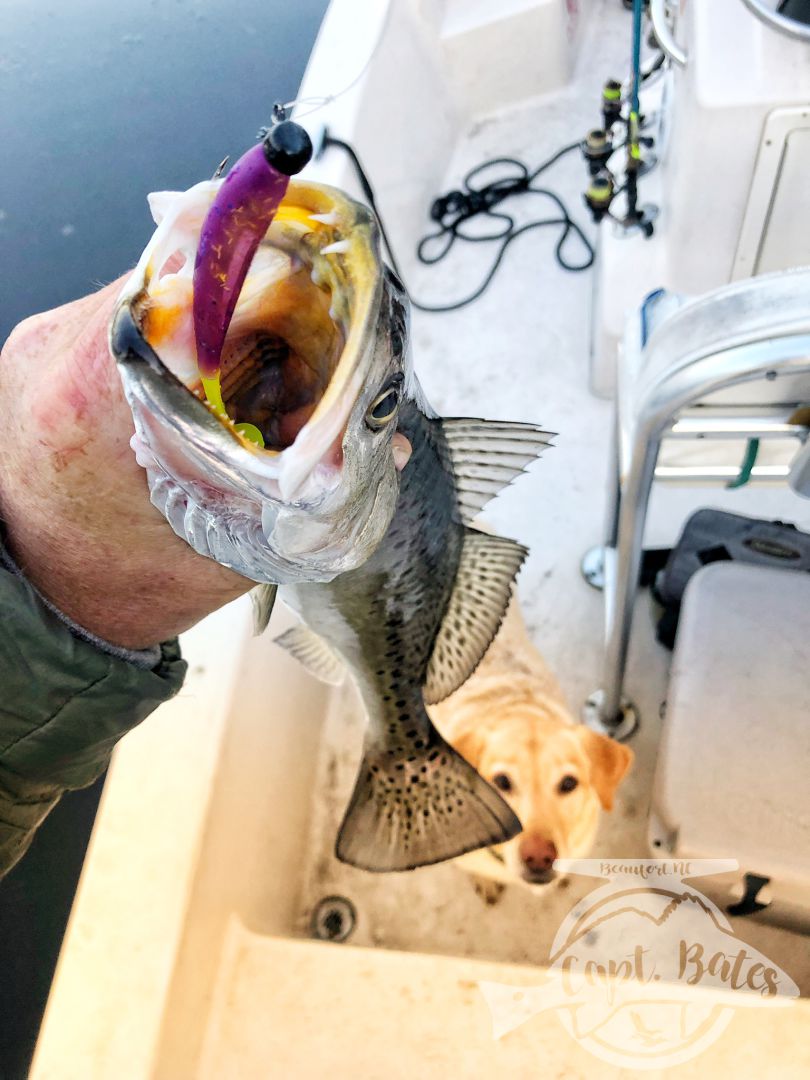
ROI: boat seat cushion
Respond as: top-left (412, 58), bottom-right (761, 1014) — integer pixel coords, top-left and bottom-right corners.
top-left (651, 562), bottom-right (810, 881)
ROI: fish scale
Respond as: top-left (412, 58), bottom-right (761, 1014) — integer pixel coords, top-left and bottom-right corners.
top-left (280, 397), bottom-right (546, 871)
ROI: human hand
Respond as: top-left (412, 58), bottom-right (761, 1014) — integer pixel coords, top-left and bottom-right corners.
top-left (0, 280), bottom-right (253, 650)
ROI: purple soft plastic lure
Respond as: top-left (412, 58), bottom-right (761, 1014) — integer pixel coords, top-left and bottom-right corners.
top-left (192, 119), bottom-right (313, 420)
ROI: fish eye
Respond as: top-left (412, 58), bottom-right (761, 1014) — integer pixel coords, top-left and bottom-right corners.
top-left (366, 374), bottom-right (404, 430)
top-left (558, 774), bottom-right (579, 794)
top-left (492, 772), bottom-right (513, 793)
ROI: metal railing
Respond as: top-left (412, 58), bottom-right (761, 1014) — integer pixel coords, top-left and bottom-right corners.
top-left (588, 267), bottom-right (810, 736)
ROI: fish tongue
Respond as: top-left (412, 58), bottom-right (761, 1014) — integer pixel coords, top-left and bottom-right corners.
top-left (335, 725), bottom-right (522, 872)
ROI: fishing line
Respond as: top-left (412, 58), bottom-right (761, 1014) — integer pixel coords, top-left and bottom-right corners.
top-left (270, 6), bottom-right (593, 309)
top-left (322, 134), bottom-right (594, 313)
top-left (279, 5), bottom-right (394, 120)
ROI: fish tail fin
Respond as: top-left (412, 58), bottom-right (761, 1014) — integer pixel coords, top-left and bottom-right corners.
top-left (335, 731), bottom-right (522, 872)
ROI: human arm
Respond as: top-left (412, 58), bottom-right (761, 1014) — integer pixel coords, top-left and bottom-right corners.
top-left (0, 281), bottom-right (254, 875)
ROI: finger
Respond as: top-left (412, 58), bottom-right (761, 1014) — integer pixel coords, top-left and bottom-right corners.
top-left (392, 432), bottom-right (412, 471)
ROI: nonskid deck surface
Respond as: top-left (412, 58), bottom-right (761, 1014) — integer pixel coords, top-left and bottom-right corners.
top-left (292, 2), bottom-right (810, 984)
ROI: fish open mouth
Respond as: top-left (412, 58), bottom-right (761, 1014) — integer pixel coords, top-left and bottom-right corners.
top-left (214, 253), bottom-right (345, 451)
top-left (127, 181), bottom-right (380, 457)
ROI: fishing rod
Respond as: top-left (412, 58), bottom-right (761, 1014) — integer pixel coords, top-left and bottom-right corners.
top-left (583, 0), bottom-right (660, 236)
top-left (623, 0), bottom-right (652, 233)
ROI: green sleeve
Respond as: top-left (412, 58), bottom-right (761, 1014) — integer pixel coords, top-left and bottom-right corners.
top-left (0, 565), bottom-right (187, 877)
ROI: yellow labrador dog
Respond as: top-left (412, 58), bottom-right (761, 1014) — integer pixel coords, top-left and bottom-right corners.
top-left (429, 596), bottom-right (633, 893)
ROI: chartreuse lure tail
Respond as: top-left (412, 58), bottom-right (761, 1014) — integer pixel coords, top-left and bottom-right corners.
top-left (192, 119), bottom-right (313, 445)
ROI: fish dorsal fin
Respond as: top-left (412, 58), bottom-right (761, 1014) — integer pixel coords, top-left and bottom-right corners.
top-left (274, 625), bottom-right (346, 686)
top-left (250, 584), bottom-right (278, 635)
top-left (441, 418), bottom-right (554, 524)
top-left (424, 530), bottom-right (528, 705)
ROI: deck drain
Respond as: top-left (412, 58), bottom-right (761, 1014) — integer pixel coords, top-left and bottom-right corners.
top-left (311, 896), bottom-right (357, 942)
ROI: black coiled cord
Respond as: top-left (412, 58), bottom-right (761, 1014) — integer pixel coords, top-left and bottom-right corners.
top-left (322, 134), bottom-right (594, 313)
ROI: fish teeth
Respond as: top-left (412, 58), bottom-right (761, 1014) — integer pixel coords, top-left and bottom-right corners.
top-left (321, 240), bottom-right (350, 255)
top-left (309, 211), bottom-right (339, 226)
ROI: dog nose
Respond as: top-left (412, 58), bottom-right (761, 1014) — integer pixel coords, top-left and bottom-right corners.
top-left (519, 835), bottom-right (557, 872)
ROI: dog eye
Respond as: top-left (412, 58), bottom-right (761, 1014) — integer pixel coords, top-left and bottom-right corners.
top-left (558, 775), bottom-right (579, 794)
top-left (492, 772), bottom-right (513, 793)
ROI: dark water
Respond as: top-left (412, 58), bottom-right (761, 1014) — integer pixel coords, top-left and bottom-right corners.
top-left (0, 0), bottom-right (328, 342)
top-left (0, 3), bottom-right (327, 1075)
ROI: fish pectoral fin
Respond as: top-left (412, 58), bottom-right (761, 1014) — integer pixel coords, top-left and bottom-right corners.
top-left (250, 584), bottom-right (278, 635)
top-left (274, 625), bottom-right (346, 685)
top-left (441, 418), bottom-right (554, 524)
top-left (424, 530), bottom-right (528, 705)
top-left (336, 731), bottom-right (522, 872)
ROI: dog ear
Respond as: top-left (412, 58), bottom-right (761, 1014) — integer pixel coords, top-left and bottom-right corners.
top-left (578, 728), bottom-right (634, 811)
top-left (447, 713), bottom-right (487, 769)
